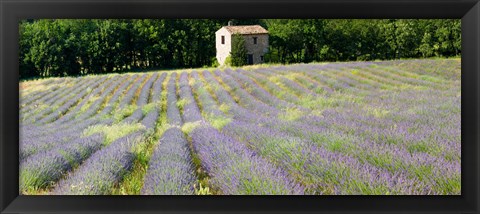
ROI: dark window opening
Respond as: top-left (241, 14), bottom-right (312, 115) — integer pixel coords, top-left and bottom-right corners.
top-left (253, 37), bottom-right (257, 44)
top-left (221, 36), bottom-right (225, 44)
top-left (260, 56), bottom-right (264, 61)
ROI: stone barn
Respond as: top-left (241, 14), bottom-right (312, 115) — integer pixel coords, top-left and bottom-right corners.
top-left (215, 24), bottom-right (269, 66)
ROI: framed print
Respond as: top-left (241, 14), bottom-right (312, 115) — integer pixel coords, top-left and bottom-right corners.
top-left (1, 0), bottom-right (479, 213)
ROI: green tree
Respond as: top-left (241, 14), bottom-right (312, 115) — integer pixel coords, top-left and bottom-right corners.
top-left (265, 19), bottom-right (306, 63)
top-left (19, 20), bottom-right (36, 78)
top-left (229, 34), bottom-right (247, 66)
top-left (19, 19), bottom-right (461, 79)
top-left (419, 32), bottom-right (434, 57)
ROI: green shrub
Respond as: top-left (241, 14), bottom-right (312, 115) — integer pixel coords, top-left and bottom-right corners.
top-left (229, 34), bottom-right (247, 67)
top-left (224, 55), bottom-right (233, 67)
top-left (211, 56), bottom-right (220, 67)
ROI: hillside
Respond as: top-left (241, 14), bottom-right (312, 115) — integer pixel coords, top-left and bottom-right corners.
top-left (19, 58), bottom-right (461, 195)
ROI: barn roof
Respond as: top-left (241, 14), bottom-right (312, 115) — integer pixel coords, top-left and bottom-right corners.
top-left (223, 25), bottom-right (268, 35)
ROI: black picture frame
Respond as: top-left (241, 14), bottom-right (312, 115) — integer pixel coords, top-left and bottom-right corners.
top-left (1, 0), bottom-right (479, 213)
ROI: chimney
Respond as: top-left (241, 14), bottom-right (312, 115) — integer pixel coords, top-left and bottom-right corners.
top-left (228, 21), bottom-right (233, 26)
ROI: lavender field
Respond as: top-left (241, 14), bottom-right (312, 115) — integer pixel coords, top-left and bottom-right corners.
top-left (19, 58), bottom-right (461, 195)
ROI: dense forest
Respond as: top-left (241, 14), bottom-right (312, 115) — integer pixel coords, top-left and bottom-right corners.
top-left (19, 19), bottom-right (460, 79)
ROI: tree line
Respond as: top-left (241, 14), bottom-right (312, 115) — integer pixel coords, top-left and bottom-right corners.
top-left (265, 19), bottom-right (460, 63)
top-left (19, 19), bottom-right (460, 79)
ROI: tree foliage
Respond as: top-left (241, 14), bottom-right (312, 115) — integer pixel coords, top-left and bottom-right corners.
top-left (265, 19), bottom-right (460, 63)
top-left (229, 34), bottom-right (247, 67)
top-left (19, 19), bottom-right (461, 79)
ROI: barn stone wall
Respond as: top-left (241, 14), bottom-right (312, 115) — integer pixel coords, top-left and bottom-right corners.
top-left (243, 34), bottom-right (268, 64)
top-left (216, 27), bottom-right (269, 65)
top-left (216, 28), bottom-right (231, 66)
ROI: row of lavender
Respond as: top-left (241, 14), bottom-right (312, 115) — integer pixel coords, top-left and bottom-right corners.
top-left (19, 72), bottom-right (165, 194)
top-left (19, 59), bottom-right (460, 195)
top-left (217, 61), bottom-right (459, 194)
top-left (140, 59), bottom-right (459, 195)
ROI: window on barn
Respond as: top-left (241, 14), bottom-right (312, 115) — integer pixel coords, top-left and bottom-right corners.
top-left (221, 36), bottom-right (225, 44)
top-left (253, 37), bottom-right (257, 44)
top-left (260, 55), bottom-right (264, 61)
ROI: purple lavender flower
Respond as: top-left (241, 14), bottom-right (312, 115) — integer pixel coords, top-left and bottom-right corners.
top-left (53, 131), bottom-right (144, 195)
top-left (166, 73), bottom-right (183, 126)
top-left (20, 133), bottom-right (105, 192)
top-left (141, 127), bottom-right (196, 195)
top-left (150, 73), bottom-right (167, 103)
top-left (189, 124), bottom-right (304, 195)
top-left (178, 72), bottom-right (203, 122)
top-left (119, 74), bottom-right (149, 109)
top-left (137, 73), bottom-right (159, 107)
top-left (140, 107), bottom-right (159, 131)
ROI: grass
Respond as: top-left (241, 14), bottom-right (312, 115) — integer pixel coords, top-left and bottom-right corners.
top-left (83, 122), bottom-right (145, 145)
top-left (407, 142), bottom-right (430, 154)
top-left (208, 115), bottom-right (232, 130)
top-left (363, 153), bottom-right (395, 170)
top-left (176, 98), bottom-right (189, 112)
top-left (181, 121), bottom-right (203, 134)
top-left (364, 107), bottom-right (390, 118)
top-left (79, 95), bottom-right (101, 113)
top-left (278, 107), bottom-right (304, 121)
top-left (298, 96), bottom-right (338, 109)
top-left (310, 132), bottom-right (355, 153)
top-left (112, 104), bottom-right (138, 122)
top-left (20, 171), bottom-right (53, 194)
top-left (218, 103), bottom-right (230, 114)
top-left (194, 183), bottom-right (213, 195)
top-left (21, 103), bottom-right (49, 121)
top-left (141, 102), bottom-right (157, 115)
top-left (111, 135), bottom-right (155, 195)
